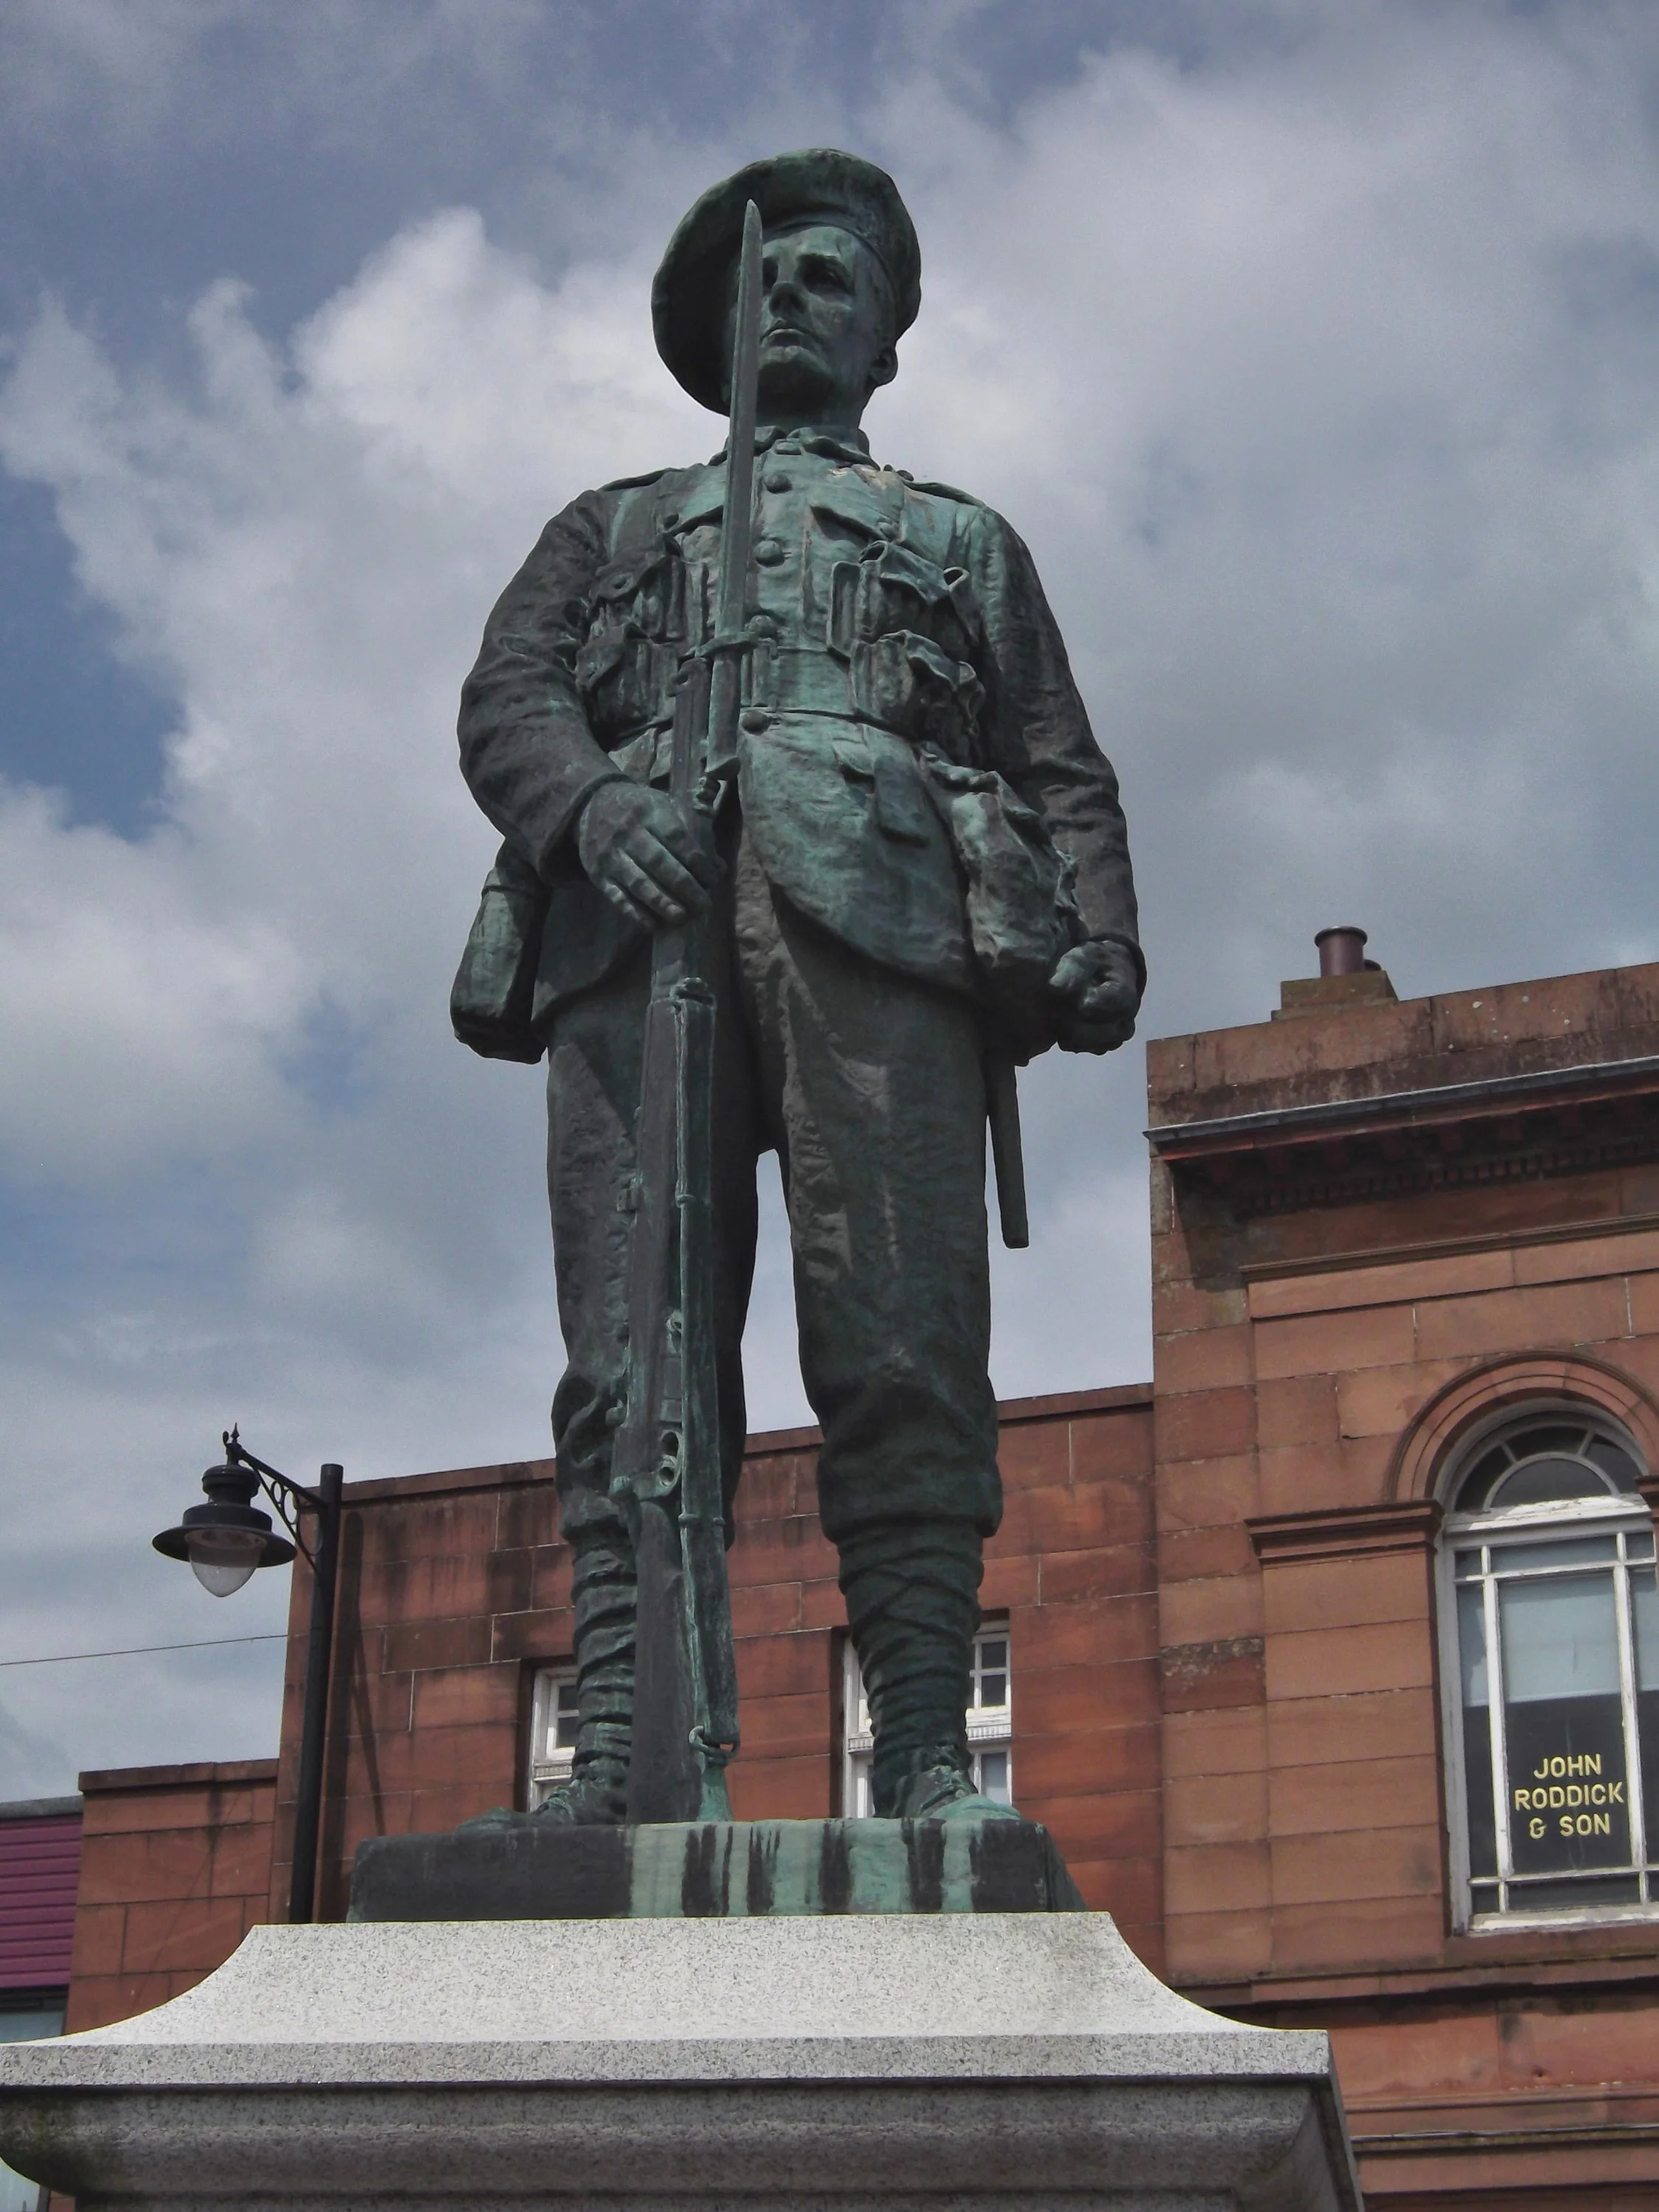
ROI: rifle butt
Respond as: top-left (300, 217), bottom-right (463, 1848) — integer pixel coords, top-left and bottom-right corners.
top-left (625, 1499), bottom-right (702, 1823)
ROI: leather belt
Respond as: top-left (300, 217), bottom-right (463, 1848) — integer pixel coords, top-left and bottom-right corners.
top-left (742, 642), bottom-right (858, 722)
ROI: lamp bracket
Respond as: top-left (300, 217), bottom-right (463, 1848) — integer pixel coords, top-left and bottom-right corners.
top-left (223, 1427), bottom-right (322, 1571)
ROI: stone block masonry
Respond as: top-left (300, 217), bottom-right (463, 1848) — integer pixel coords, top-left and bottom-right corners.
top-left (1148, 955), bottom-right (1659, 2205)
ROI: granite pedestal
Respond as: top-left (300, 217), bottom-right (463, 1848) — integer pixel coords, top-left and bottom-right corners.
top-left (0, 1913), bottom-right (1360, 2211)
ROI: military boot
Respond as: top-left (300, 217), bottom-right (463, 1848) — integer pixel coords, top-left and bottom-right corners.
top-left (839, 1517), bottom-right (1022, 1823)
top-left (462, 1531), bottom-right (634, 1829)
top-left (887, 1740), bottom-right (1023, 1823)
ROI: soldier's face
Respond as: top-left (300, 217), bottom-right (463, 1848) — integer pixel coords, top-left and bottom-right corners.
top-left (729, 224), bottom-right (897, 425)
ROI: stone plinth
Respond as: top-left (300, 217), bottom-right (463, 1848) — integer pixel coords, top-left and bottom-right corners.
top-left (349, 1815), bottom-right (1082, 1919)
top-left (0, 1914), bottom-right (1359, 2211)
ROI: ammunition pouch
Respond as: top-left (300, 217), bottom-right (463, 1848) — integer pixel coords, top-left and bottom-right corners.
top-left (917, 748), bottom-right (1084, 1062)
top-left (451, 838), bottom-right (550, 1064)
top-left (574, 539), bottom-right (700, 740)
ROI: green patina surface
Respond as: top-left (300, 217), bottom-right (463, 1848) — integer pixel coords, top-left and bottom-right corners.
top-left (630, 1816), bottom-right (1084, 1916)
top-left (450, 147), bottom-right (1145, 1843)
top-left (350, 1815), bottom-right (1085, 1921)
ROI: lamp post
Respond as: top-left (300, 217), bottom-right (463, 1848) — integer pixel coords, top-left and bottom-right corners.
top-left (153, 1430), bottom-right (343, 1925)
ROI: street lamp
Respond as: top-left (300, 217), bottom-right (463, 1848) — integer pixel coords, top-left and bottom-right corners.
top-left (153, 1429), bottom-right (344, 1926)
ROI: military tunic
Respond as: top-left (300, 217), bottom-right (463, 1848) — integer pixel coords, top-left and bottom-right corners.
top-left (458, 422), bottom-right (1139, 1551)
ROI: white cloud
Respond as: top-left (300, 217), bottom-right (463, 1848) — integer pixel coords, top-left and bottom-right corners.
top-left (857, 6), bottom-right (1659, 1023)
top-left (0, 785), bottom-right (305, 1178)
top-left (5, 1), bottom-right (1659, 1785)
top-left (0, 0), bottom-right (557, 164)
top-left (0, 213), bottom-right (716, 1188)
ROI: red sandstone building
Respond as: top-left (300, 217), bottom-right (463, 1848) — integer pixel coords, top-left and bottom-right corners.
top-left (9, 943), bottom-right (1659, 2210)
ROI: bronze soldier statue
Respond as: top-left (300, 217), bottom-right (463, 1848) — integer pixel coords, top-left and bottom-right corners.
top-left (454, 150), bottom-right (1142, 1826)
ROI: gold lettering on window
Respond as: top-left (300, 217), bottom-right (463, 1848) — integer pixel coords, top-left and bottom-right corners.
top-left (1514, 1778), bottom-right (1625, 1811)
top-left (1531, 1753), bottom-right (1603, 1780)
top-left (1558, 1812), bottom-right (1613, 1837)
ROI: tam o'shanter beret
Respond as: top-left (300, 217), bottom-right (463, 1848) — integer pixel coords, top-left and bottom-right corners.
top-left (653, 148), bottom-right (922, 414)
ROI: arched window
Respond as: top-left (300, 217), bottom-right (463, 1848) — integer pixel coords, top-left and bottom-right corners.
top-left (1441, 1411), bottom-right (1659, 1925)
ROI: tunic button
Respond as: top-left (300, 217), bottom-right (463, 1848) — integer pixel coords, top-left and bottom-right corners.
top-left (740, 707), bottom-right (772, 734)
top-left (763, 471), bottom-right (792, 493)
top-left (752, 538), bottom-right (786, 566)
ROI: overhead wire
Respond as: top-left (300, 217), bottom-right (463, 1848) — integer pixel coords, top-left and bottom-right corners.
top-left (0, 1633), bottom-right (288, 1669)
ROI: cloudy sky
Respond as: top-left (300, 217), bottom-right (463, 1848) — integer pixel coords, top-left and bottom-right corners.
top-left (4, 0), bottom-right (1659, 1795)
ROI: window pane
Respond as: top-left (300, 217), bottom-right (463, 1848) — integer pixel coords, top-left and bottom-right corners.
top-left (849, 1753), bottom-right (873, 1819)
top-left (1633, 1563), bottom-right (1659, 1860)
top-left (1509, 1425), bottom-right (1593, 1459)
top-left (1491, 1537), bottom-right (1618, 1572)
top-left (554, 1678), bottom-right (580, 1750)
top-left (1501, 1573), bottom-right (1621, 1702)
top-left (1500, 1574), bottom-right (1630, 1874)
top-left (1506, 1874), bottom-right (1641, 1910)
top-left (1587, 1436), bottom-right (1642, 1492)
top-left (1457, 1585), bottom-right (1497, 1879)
top-left (1458, 1584), bottom-right (1489, 1707)
top-left (971, 1630), bottom-right (1009, 1714)
top-left (1455, 1444), bottom-right (1513, 1512)
top-left (975, 1749), bottom-right (1011, 1805)
top-left (1492, 1458), bottom-right (1607, 1509)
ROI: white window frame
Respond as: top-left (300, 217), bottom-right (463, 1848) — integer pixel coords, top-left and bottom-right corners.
top-left (841, 1620), bottom-right (1012, 1818)
top-left (1436, 1405), bottom-right (1659, 1933)
top-left (526, 1664), bottom-right (579, 1809)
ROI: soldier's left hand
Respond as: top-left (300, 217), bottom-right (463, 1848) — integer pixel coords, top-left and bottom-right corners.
top-left (1049, 940), bottom-right (1142, 1054)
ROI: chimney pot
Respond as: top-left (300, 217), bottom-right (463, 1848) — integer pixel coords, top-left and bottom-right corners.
top-left (1315, 925), bottom-right (1368, 978)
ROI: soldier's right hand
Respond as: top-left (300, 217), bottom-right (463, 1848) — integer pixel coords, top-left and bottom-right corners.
top-left (575, 779), bottom-right (720, 930)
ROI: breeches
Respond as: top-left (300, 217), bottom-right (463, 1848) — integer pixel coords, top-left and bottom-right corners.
top-left (546, 828), bottom-right (1001, 1551)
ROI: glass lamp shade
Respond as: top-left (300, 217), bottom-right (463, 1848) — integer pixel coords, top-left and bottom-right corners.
top-left (153, 1457), bottom-right (296, 1592)
top-left (185, 1526), bottom-right (268, 1597)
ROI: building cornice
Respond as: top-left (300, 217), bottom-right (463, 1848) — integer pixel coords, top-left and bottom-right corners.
top-left (1147, 1054), bottom-right (1659, 1217)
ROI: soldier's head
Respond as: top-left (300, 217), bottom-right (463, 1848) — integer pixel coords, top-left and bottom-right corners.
top-left (741, 221), bottom-right (897, 425)
top-left (654, 150), bottom-right (920, 429)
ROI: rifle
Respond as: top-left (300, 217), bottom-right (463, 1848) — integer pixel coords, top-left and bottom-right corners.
top-left (610, 201), bottom-right (764, 1823)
